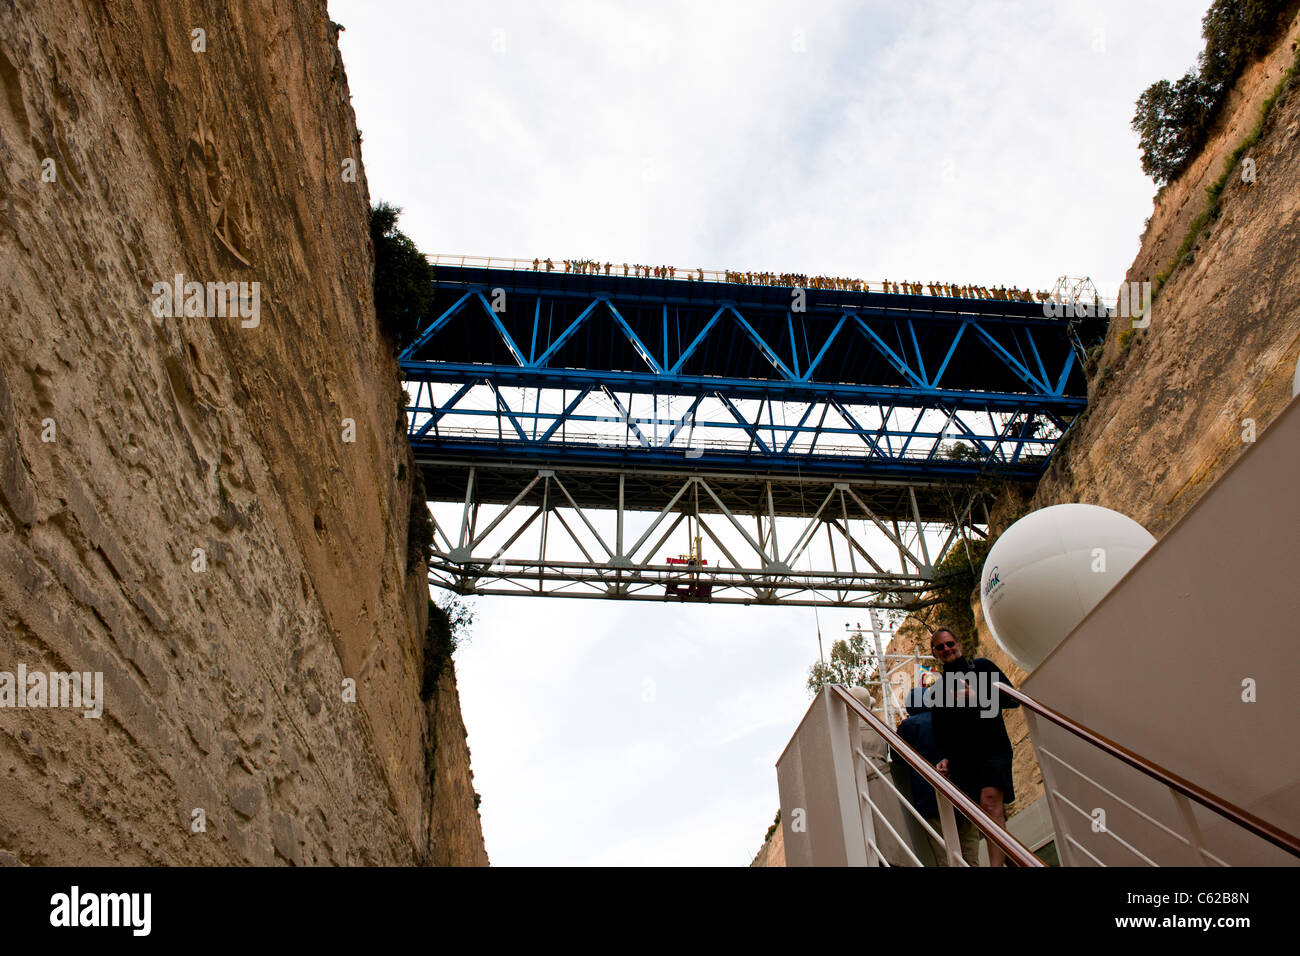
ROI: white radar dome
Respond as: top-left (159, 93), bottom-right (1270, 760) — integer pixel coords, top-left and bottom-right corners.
top-left (981, 504), bottom-right (1155, 673)
top-left (1292, 352), bottom-right (1299, 399)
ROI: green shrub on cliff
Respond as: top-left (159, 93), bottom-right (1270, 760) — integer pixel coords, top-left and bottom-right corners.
top-left (370, 201), bottom-right (433, 349)
top-left (927, 536), bottom-right (993, 653)
top-left (422, 600), bottom-right (453, 700)
top-left (421, 595), bottom-right (475, 700)
top-left (1132, 0), bottom-right (1293, 184)
top-left (765, 810), bottom-right (781, 842)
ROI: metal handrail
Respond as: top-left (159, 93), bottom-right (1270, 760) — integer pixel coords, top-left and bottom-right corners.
top-left (828, 684), bottom-right (1044, 867)
top-left (855, 745), bottom-right (962, 866)
top-left (404, 421), bottom-right (1054, 463)
top-left (996, 682), bottom-right (1300, 858)
top-left (423, 253), bottom-right (1086, 305)
top-left (1037, 744), bottom-right (1229, 866)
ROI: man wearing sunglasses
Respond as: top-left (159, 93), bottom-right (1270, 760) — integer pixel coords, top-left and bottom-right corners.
top-left (927, 628), bottom-right (1020, 867)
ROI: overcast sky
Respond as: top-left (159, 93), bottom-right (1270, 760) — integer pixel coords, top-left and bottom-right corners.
top-left (330, 0), bottom-right (1208, 865)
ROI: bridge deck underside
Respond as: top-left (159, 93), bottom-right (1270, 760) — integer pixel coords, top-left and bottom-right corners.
top-left (417, 458), bottom-right (996, 523)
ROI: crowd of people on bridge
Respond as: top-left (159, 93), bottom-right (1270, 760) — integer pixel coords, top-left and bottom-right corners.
top-left (533, 257), bottom-right (693, 280)
top-left (530, 256), bottom-right (1049, 302)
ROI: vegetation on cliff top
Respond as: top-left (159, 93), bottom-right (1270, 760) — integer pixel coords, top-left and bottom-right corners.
top-left (926, 536), bottom-right (993, 657)
top-left (422, 595), bottom-right (475, 701)
top-left (1153, 40), bottom-right (1300, 299)
top-left (1132, 0), bottom-right (1296, 184)
top-left (370, 201), bottom-right (434, 350)
top-left (368, 202), bottom-right (437, 572)
top-left (765, 810), bottom-right (781, 842)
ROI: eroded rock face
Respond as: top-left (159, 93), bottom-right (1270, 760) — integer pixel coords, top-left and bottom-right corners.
top-left (0, 1), bottom-right (485, 865)
top-left (426, 667), bottom-right (490, 867)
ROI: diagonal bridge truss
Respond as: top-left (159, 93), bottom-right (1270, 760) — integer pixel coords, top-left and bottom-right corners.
top-left (402, 262), bottom-right (1093, 607)
top-left (423, 464), bottom-right (992, 607)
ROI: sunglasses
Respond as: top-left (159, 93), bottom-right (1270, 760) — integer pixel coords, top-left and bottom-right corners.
top-left (933, 640), bottom-right (958, 649)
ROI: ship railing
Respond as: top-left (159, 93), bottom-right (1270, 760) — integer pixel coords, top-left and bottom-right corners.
top-left (998, 682), bottom-right (1300, 866)
top-left (826, 684), bottom-right (1043, 867)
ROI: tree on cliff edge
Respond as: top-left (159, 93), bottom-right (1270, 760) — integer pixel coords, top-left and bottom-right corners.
top-left (1132, 0), bottom-right (1291, 184)
top-left (370, 201), bottom-right (433, 350)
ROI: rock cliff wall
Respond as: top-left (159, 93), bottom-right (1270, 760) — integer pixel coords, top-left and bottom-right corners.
top-left (0, 0), bottom-right (485, 865)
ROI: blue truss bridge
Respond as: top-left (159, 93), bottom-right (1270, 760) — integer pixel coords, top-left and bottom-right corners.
top-left (400, 256), bottom-right (1098, 606)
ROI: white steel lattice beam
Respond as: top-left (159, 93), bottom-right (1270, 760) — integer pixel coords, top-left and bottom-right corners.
top-left (424, 466), bottom-right (988, 608)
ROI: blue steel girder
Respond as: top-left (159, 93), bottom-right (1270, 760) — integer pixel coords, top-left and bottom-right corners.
top-left (404, 381), bottom-right (1058, 482)
top-left (401, 361), bottom-right (1080, 414)
top-left (399, 265), bottom-right (1086, 482)
top-left (400, 266), bottom-right (1084, 401)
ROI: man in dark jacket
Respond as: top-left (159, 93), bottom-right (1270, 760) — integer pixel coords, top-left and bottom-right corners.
top-left (928, 628), bottom-right (1021, 867)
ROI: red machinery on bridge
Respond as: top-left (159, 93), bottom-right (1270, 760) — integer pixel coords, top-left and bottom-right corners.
top-left (665, 536), bottom-right (712, 601)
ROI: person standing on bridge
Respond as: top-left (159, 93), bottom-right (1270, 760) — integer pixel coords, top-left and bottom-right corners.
top-left (929, 627), bottom-right (1021, 867)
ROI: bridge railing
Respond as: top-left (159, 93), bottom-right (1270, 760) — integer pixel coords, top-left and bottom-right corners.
top-left (427, 253), bottom-right (732, 285)
top-left (425, 253), bottom-right (1118, 307)
top-left (429, 253), bottom-right (847, 287)
top-left (403, 421), bottom-right (1055, 463)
